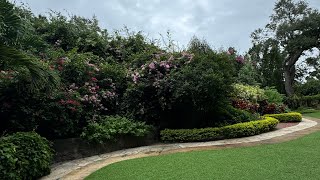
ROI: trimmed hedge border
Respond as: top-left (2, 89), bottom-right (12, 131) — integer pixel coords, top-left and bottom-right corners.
top-left (160, 117), bottom-right (279, 142)
top-left (264, 112), bottom-right (302, 122)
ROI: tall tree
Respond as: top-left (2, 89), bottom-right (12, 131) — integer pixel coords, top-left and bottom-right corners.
top-left (249, 39), bottom-right (285, 93)
top-left (251, 0), bottom-right (320, 96)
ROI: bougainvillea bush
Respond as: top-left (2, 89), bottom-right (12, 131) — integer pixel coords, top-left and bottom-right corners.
top-left (0, 0), bottom-right (264, 141)
top-left (0, 49), bottom-right (127, 139)
top-left (123, 51), bottom-right (238, 129)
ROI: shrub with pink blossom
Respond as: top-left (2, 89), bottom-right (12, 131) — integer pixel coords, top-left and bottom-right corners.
top-left (123, 51), bottom-right (236, 129)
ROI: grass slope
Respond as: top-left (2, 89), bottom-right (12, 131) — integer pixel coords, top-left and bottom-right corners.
top-left (86, 130), bottom-right (320, 180)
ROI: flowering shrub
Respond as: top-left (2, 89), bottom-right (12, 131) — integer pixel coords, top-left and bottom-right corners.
top-left (53, 51), bottom-right (123, 116)
top-left (123, 52), bottom-right (187, 125)
top-left (57, 51), bottom-right (102, 85)
top-left (36, 90), bottom-right (84, 138)
top-left (123, 51), bottom-right (236, 128)
top-left (0, 49), bottom-right (127, 139)
top-left (2, 0), bottom-right (285, 142)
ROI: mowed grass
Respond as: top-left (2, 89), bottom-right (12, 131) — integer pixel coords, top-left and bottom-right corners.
top-left (304, 111), bottom-right (320, 119)
top-left (86, 130), bottom-right (320, 180)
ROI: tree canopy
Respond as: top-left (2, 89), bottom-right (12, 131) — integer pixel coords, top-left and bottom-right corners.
top-left (251, 0), bottom-right (320, 96)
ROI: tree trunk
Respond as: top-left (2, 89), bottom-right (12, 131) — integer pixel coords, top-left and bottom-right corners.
top-left (284, 65), bottom-right (295, 96)
top-left (283, 50), bottom-right (303, 96)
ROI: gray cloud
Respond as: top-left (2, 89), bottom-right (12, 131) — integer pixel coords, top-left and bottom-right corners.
top-left (14, 0), bottom-right (320, 53)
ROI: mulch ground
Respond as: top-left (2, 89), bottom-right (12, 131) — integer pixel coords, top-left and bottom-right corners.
top-left (276, 122), bottom-right (300, 129)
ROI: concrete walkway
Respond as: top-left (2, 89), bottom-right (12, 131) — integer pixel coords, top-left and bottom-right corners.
top-left (41, 117), bottom-right (319, 180)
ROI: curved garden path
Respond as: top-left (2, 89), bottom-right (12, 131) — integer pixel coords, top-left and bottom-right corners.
top-left (41, 117), bottom-right (320, 180)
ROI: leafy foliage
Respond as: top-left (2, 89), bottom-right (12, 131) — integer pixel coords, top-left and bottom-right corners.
top-left (232, 83), bottom-right (266, 103)
top-left (81, 116), bottom-right (152, 144)
top-left (237, 56), bottom-right (259, 86)
top-left (248, 41), bottom-right (285, 93)
top-left (232, 84), bottom-right (286, 115)
top-left (295, 79), bottom-right (320, 96)
top-left (286, 94), bottom-right (320, 109)
top-left (0, 132), bottom-right (53, 180)
top-left (215, 105), bottom-right (259, 127)
top-left (264, 87), bottom-right (284, 104)
top-left (251, 0), bottom-right (320, 95)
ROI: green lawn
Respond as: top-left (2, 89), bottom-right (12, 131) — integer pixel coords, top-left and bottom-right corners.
top-left (86, 128), bottom-right (320, 180)
top-left (304, 111), bottom-right (320, 119)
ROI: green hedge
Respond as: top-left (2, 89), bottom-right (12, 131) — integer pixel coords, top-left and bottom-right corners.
top-left (0, 132), bottom-right (54, 180)
top-left (286, 94), bottom-right (320, 109)
top-left (160, 117), bottom-right (279, 142)
top-left (264, 112), bottom-right (302, 122)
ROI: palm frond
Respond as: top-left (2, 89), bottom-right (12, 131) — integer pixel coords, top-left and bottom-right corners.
top-left (0, 44), bottom-right (60, 93)
top-left (0, 0), bottom-right (22, 45)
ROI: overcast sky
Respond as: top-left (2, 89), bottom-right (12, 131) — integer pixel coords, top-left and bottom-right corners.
top-left (14, 0), bottom-right (320, 53)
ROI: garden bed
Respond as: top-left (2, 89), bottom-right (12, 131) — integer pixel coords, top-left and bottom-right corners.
top-left (276, 122), bottom-right (300, 129)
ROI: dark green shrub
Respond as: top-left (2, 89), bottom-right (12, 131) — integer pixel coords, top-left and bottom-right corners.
top-left (300, 95), bottom-right (320, 108)
top-left (0, 132), bottom-right (54, 180)
top-left (264, 87), bottom-right (284, 104)
top-left (286, 94), bottom-right (320, 109)
top-left (167, 53), bottom-right (236, 128)
top-left (160, 117), bottom-right (279, 142)
top-left (295, 107), bottom-right (319, 114)
top-left (81, 116), bottom-right (152, 144)
top-left (214, 105), bottom-right (259, 127)
top-left (0, 143), bottom-right (17, 179)
top-left (37, 92), bottom-right (84, 139)
top-left (264, 112), bottom-right (302, 122)
top-left (295, 79), bottom-right (320, 96)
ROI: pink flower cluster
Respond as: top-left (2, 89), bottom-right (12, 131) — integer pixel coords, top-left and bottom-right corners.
top-left (131, 72), bottom-right (140, 83)
top-left (130, 52), bottom-right (195, 85)
top-left (147, 61), bottom-right (172, 72)
top-left (86, 61), bottom-right (100, 72)
top-left (101, 90), bottom-right (117, 99)
top-left (227, 47), bottom-right (236, 55)
top-left (236, 55), bottom-right (245, 64)
top-left (80, 77), bottom-right (117, 111)
top-left (55, 57), bottom-right (68, 71)
top-left (80, 82), bottom-right (105, 110)
top-left (59, 99), bottom-right (81, 106)
top-left (225, 47), bottom-right (245, 64)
